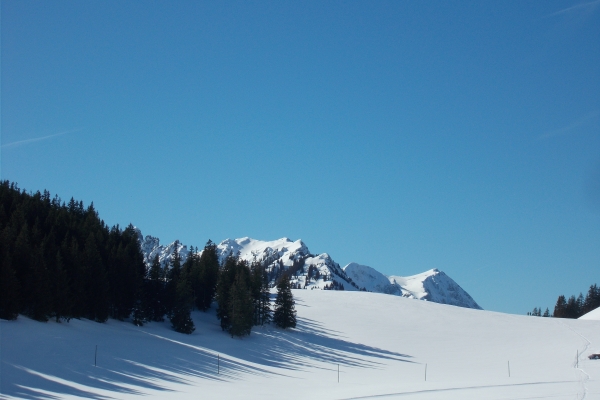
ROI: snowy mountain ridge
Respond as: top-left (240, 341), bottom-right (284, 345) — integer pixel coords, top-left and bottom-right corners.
top-left (343, 263), bottom-right (481, 309)
top-left (136, 229), bottom-right (481, 309)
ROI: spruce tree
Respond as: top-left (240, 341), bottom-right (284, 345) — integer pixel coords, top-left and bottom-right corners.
top-left (273, 273), bottom-right (296, 329)
top-left (553, 295), bottom-right (567, 318)
top-left (583, 284), bottom-right (600, 314)
top-left (85, 233), bottom-right (110, 322)
top-left (565, 295), bottom-right (579, 319)
top-left (0, 251), bottom-right (20, 320)
top-left (52, 251), bottom-right (71, 322)
top-left (194, 240), bottom-right (220, 311)
top-left (169, 268), bottom-right (195, 334)
top-left (164, 241), bottom-right (182, 317)
top-left (251, 262), bottom-right (271, 326)
top-left (216, 254), bottom-right (238, 332)
top-left (543, 307), bottom-right (550, 317)
top-left (228, 273), bottom-right (253, 337)
top-left (131, 289), bottom-right (145, 327)
top-left (26, 247), bottom-right (52, 321)
top-left (144, 254), bottom-right (165, 321)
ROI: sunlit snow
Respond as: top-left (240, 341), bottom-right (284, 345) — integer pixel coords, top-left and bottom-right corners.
top-left (2, 290), bottom-right (599, 399)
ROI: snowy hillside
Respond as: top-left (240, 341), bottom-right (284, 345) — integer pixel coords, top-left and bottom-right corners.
top-left (2, 290), bottom-right (599, 400)
top-left (136, 230), bottom-right (479, 309)
top-left (344, 264), bottom-right (481, 309)
top-left (580, 306), bottom-right (600, 320)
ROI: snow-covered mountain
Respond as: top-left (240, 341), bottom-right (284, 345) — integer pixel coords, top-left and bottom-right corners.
top-left (137, 231), bottom-right (188, 268)
top-left (343, 263), bottom-right (481, 309)
top-left (216, 237), bottom-right (358, 291)
top-left (136, 229), bottom-right (480, 309)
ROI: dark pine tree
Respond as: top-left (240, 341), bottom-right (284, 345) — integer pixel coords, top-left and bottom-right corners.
top-left (543, 307), bottom-right (550, 317)
top-left (164, 241), bottom-right (182, 317)
top-left (169, 267), bottom-right (195, 334)
top-left (193, 240), bottom-right (220, 311)
top-left (85, 233), bottom-right (110, 322)
top-left (67, 236), bottom-right (86, 319)
top-left (131, 291), bottom-right (145, 327)
top-left (553, 295), bottom-right (567, 318)
top-left (52, 251), bottom-right (71, 322)
top-left (0, 250), bottom-right (20, 320)
top-left (583, 284), bottom-right (600, 315)
top-left (144, 254), bottom-right (166, 321)
top-left (26, 246), bottom-right (52, 321)
top-left (565, 295), bottom-right (580, 319)
top-left (228, 272), bottom-right (254, 337)
top-left (273, 273), bottom-right (297, 329)
top-left (216, 254), bottom-right (238, 332)
top-left (251, 261), bottom-right (271, 326)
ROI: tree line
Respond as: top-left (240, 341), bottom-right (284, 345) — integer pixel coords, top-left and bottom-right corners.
top-left (528, 283), bottom-right (599, 319)
top-left (0, 181), bottom-right (296, 336)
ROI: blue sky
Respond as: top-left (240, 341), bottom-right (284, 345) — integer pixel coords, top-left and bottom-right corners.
top-left (2, 0), bottom-right (599, 314)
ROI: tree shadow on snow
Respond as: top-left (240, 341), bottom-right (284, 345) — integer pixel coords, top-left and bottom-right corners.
top-left (234, 316), bottom-right (414, 371)
top-left (2, 311), bottom-right (413, 399)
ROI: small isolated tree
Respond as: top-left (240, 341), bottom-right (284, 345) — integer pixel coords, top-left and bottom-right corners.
top-left (273, 273), bottom-right (296, 329)
top-left (543, 307), bottom-right (550, 317)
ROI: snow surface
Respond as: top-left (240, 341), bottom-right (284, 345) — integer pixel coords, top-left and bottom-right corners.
top-left (2, 290), bottom-right (599, 399)
top-left (580, 306), bottom-right (600, 320)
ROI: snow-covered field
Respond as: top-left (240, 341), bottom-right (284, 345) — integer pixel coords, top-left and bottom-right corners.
top-left (2, 290), bottom-right (599, 399)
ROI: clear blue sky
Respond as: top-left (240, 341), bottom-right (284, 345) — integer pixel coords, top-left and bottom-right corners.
top-left (2, 1), bottom-right (599, 314)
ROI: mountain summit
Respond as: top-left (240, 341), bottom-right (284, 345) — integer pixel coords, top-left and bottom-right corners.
top-left (344, 263), bottom-right (481, 309)
top-left (136, 229), bottom-right (481, 309)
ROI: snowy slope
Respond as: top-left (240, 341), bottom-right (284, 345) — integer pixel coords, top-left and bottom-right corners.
top-left (580, 306), bottom-right (600, 320)
top-left (2, 291), bottom-right (599, 400)
top-left (136, 229), bottom-right (479, 309)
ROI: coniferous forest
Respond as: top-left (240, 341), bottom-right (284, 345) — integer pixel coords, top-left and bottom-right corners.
top-left (528, 284), bottom-right (600, 319)
top-left (0, 181), bottom-right (296, 336)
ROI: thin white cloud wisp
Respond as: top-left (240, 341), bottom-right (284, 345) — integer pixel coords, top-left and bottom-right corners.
top-left (1, 129), bottom-right (82, 149)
